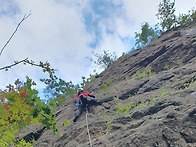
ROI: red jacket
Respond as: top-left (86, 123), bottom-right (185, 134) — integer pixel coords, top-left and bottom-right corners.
top-left (75, 92), bottom-right (94, 101)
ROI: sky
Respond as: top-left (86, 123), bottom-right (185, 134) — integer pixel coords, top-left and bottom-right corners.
top-left (0, 0), bottom-right (195, 98)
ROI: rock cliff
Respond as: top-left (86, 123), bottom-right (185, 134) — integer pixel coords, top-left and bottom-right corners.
top-left (24, 22), bottom-right (196, 147)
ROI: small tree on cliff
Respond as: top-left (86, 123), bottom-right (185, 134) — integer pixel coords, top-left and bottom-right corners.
top-left (135, 22), bottom-right (160, 48)
top-left (177, 8), bottom-right (196, 26)
top-left (91, 50), bottom-right (117, 69)
top-left (156, 0), bottom-right (176, 31)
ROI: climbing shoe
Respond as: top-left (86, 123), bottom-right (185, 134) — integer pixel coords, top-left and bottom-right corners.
top-left (73, 116), bottom-right (79, 122)
top-left (96, 100), bottom-right (102, 105)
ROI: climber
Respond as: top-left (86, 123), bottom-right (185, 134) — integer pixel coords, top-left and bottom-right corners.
top-left (73, 88), bottom-right (101, 122)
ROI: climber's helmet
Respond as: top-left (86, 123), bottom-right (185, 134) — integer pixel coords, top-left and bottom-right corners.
top-left (77, 88), bottom-right (83, 94)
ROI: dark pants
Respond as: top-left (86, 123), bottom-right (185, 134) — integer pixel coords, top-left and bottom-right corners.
top-left (73, 97), bottom-right (101, 122)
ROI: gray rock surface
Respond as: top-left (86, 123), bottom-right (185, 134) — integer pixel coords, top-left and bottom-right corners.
top-left (25, 22), bottom-right (196, 147)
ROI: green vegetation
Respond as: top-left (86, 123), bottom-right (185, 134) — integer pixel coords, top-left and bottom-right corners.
top-left (114, 73), bottom-right (122, 80)
top-left (0, 1), bottom-right (196, 146)
top-left (95, 130), bottom-right (105, 138)
top-left (101, 78), bottom-right (113, 93)
top-left (91, 50), bottom-right (117, 69)
top-left (0, 14), bottom-right (104, 146)
top-left (134, 0), bottom-right (196, 49)
top-left (147, 66), bottom-right (154, 76)
top-left (156, 0), bottom-right (176, 31)
top-left (114, 100), bottom-right (142, 116)
top-left (180, 76), bottom-right (196, 89)
top-left (177, 8), bottom-right (196, 26)
top-left (41, 75), bottom-right (78, 109)
top-left (135, 22), bottom-right (160, 48)
top-left (163, 63), bottom-right (170, 70)
top-left (117, 52), bottom-right (129, 63)
top-left (114, 87), bottom-right (168, 116)
top-left (116, 103), bottom-right (135, 114)
top-left (15, 139), bottom-right (33, 147)
top-left (0, 77), bottom-right (58, 146)
top-left (136, 70), bottom-right (147, 80)
top-left (136, 66), bottom-right (155, 80)
top-left (100, 115), bottom-right (113, 133)
top-left (160, 87), bottom-right (169, 96)
top-left (15, 139), bottom-right (34, 147)
top-left (63, 119), bottom-right (70, 126)
top-left (125, 75), bottom-right (129, 84)
top-left (149, 95), bottom-right (158, 104)
top-left (81, 72), bottom-right (99, 88)
top-left (99, 110), bottom-right (114, 133)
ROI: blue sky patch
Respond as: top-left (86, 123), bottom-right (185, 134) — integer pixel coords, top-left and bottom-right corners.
top-left (82, 0), bottom-right (123, 48)
top-left (0, 0), bottom-right (20, 17)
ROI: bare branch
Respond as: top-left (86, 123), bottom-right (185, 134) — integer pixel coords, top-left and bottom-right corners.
top-left (0, 58), bottom-right (28, 71)
top-left (0, 57), bottom-right (56, 77)
top-left (0, 13), bottom-right (31, 56)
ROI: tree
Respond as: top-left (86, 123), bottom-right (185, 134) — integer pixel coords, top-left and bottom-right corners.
top-left (156, 0), bottom-right (176, 31)
top-left (177, 8), bottom-right (196, 26)
top-left (0, 13), bottom-right (61, 146)
top-left (91, 50), bottom-right (117, 69)
top-left (0, 77), bottom-right (58, 146)
top-left (41, 74), bottom-right (78, 109)
top-left (135, 22), bottom-right (160, 48)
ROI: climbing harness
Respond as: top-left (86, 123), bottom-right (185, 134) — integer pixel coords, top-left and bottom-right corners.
top-left (86, 107), bottom-right (93, 147)
top-left (76, 98), bottom-right (83, 106)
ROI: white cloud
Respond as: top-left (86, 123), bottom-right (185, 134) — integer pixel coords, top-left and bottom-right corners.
top-left (0, 0), bottom-right (196, 99)
top-left (0, 0), bottom-right (92, 88)
top-left (123, 0), bottom-right (159, 27)
top-left (175, 0), bottom-right (196, 14)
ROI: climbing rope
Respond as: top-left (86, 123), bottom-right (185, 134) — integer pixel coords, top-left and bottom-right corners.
top-left (86, 107), bottom-right (93, 147)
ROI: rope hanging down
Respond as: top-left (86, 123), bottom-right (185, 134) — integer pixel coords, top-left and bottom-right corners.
top-left (86, 107), bottom-right (93, 147)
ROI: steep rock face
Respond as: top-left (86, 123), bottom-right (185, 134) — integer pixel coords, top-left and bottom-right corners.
top-left (33, 23), bottom-right (196, 147)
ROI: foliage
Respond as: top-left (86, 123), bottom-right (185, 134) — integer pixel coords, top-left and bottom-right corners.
top-left (177, 8), bottom-right (196, 26)
top-left (136, 66), bottom-right (154, 80)
top-left (149, 95), bottom-right (158, 104)
top-left (117, 52), bottom-right (129, 63)
top-left (63, 119), bottom-right (70, 126)
top-left (0, 13), bottom-right (77, 146)
top-left (134, 2), bottom-right (195, 50)
top-left (80, 71), bottom-right (99, 88)
top-left (177, 13), bottom-right (192, 26)
top-left (156, 0), bottom-right (176, 31)
top-left (114, 100), bottom-right (140, 116)
top-left (116, 103), bottom-right (135, 114)
top-left (163, 63), bottom-right (170, 70)
top-left (91, 50), bottom-right (117, 69)
top-left (180, 76), bottom-right (196, 89)
top-left (160, 87), bottom-right (169, 96)
top-left (147, 66), bottom-right (154, 76)
top-left (41, 73), bottom-right (78, 109)
top-left (114, 87), bottom-right (169, 116)
top-left (15, 139), bottom-right (33, 147)
top-left (135, 22), bottom-right (160, 48)
top-left (0, 77), bottom-right (58, 146)
top-left (136, 70), bottom-right (146, 80)
top-left (114, 73), bottom-right (122, 80)
top-left (99, 111), bottom-right (114, 133)
top-left (101, 78), bottom-right (113, 93)
top-left (100, 116), bottom-right (113, 132)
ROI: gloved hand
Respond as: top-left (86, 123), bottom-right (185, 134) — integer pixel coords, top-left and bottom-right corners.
top-left (87, 97), bottom-right (91, 101)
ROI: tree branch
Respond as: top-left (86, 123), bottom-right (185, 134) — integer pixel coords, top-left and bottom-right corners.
top-left (0, 58), bottom-right (28, 71)
top-left (0, 57), bottom-right (56, 78)
top-left (0, 13), bottom-right (31, 56)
